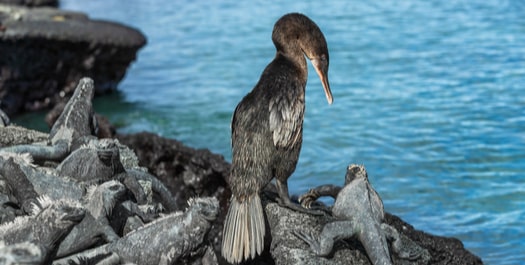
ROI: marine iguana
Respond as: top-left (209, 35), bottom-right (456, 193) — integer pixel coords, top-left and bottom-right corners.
top-left (56, 180), bottom-right (127, 258)
top-left (0, 152), bottom-right (87, 204)
top-left (0, 241), bottom-right (45, 265)
top-left (1, 77), bottom-right (97, 162)
top-left (295, 164), bottom-right (428, 265)
top-left (55, 197), bottom-right (219, 265)
top-left (56, 139), bottom-right (125, 182)
top-left (0, 196), bottom-right (85, 263)
top-left (56, 138), bottom-right (177, 211)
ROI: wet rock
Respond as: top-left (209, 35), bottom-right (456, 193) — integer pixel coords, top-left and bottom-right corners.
top-left (0, 4), bottom-right (146, 116)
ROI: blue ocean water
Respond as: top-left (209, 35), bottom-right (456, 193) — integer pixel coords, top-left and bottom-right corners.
top-left (26, 1), bottom-right (525, 264)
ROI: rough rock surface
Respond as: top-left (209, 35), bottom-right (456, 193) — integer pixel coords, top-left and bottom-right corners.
top-left (0, 4), bottom-right (146, 115)
top-left (0, 105), bottom-right (483, 265)
top-left (117, 132), bottom-right (483, 265)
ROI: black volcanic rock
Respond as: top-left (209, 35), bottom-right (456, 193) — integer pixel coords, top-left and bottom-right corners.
top-left (0, 0), bottom-right (58, 7)
top-left (0, 4), bottom-right (146, 116)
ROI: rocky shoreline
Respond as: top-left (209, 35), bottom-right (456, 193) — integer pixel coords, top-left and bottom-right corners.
top-left (0, 109), bottom-right (483, 264)
top-left (0, 2), bottom-right (483, 264)
top-left (118, 130), bottom-right (484, 265)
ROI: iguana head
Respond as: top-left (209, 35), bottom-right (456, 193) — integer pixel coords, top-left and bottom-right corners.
top-left (344, 164), bottom-right (368, 185)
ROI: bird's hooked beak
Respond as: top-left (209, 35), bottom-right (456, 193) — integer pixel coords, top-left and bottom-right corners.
top-left (311, 57), bottom-right (333, 104)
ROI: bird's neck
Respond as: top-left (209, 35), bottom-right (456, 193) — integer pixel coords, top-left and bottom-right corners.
top-left (276, 50), bottom-right (308, 81)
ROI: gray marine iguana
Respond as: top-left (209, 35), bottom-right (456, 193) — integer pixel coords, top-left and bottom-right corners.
top-left (56, 139), bottom-right (125, 182)
top-left (1, 77), bottom-right (97, 162)
top-left (56, 138), bottom-right (178, 211)
top-left (0, 196), bottom-right (85, 264)
top-left (56, 180), bottom-right (127, 258)
top-left (294, 164), bottom-right (429, 265)
top-left (0, 152), bottom-right (88, 205)
top-left (54, 197), bottom-right (219, 265)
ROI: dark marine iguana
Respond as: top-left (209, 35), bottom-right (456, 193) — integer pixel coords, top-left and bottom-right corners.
top-left (294, 164), bottom-right (429, 265)
top-left (0, 196), bottom-right (85, 264)
top-left (54, 197), bottom-right (219, 265)
top-left (1, 77), bottom-right (97, 162)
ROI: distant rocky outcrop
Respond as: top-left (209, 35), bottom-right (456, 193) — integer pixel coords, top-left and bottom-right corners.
top-left (0, 0), bottom-right (57, 7)
top-left (0, 4), bottom-right (146, 116)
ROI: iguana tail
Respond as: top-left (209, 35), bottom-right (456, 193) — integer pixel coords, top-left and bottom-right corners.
top-left (221, 193), bottom-right (265, 264)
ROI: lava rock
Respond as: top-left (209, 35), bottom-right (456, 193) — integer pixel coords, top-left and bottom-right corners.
top-left (0, 0), bottom-right (58, 7)
top-left (0, 4), bottom-right (146, 115)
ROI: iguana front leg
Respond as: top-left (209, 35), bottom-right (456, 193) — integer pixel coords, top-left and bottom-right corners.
top-left (294, 220), bottom-right (358, 256)
top-left (298, 184), bottom-right (342, 208)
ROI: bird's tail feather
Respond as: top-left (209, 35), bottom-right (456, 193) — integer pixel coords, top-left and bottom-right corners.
top-left (222, 194), bottom-right (265, 264)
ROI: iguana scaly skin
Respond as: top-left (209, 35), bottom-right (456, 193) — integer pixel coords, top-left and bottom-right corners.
top-left (55, 138), bottom-right (177, 210)
top-left (1, 78), bottom-right (97, 162)
top-left (0, 241), bottom-right (45, 265)
top-left (56, 139), bottom-right (124, 182)
top-left (295, 164), bottom-right (427, 265)
top-left (56, 180), bottom-right (127, 258)
top-left (0, 152), bottom-right (88, 205)
top-left (55, 197), bottom-right (219, 265)
top-left (0, 197), bottom-right (85, 263)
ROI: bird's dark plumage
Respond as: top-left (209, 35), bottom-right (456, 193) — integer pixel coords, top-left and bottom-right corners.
top-left (222, 13), bottom-right (332, 264)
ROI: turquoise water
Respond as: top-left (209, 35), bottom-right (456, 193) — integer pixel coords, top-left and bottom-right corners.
top-left (22, 1), bottom-right (525, 263)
